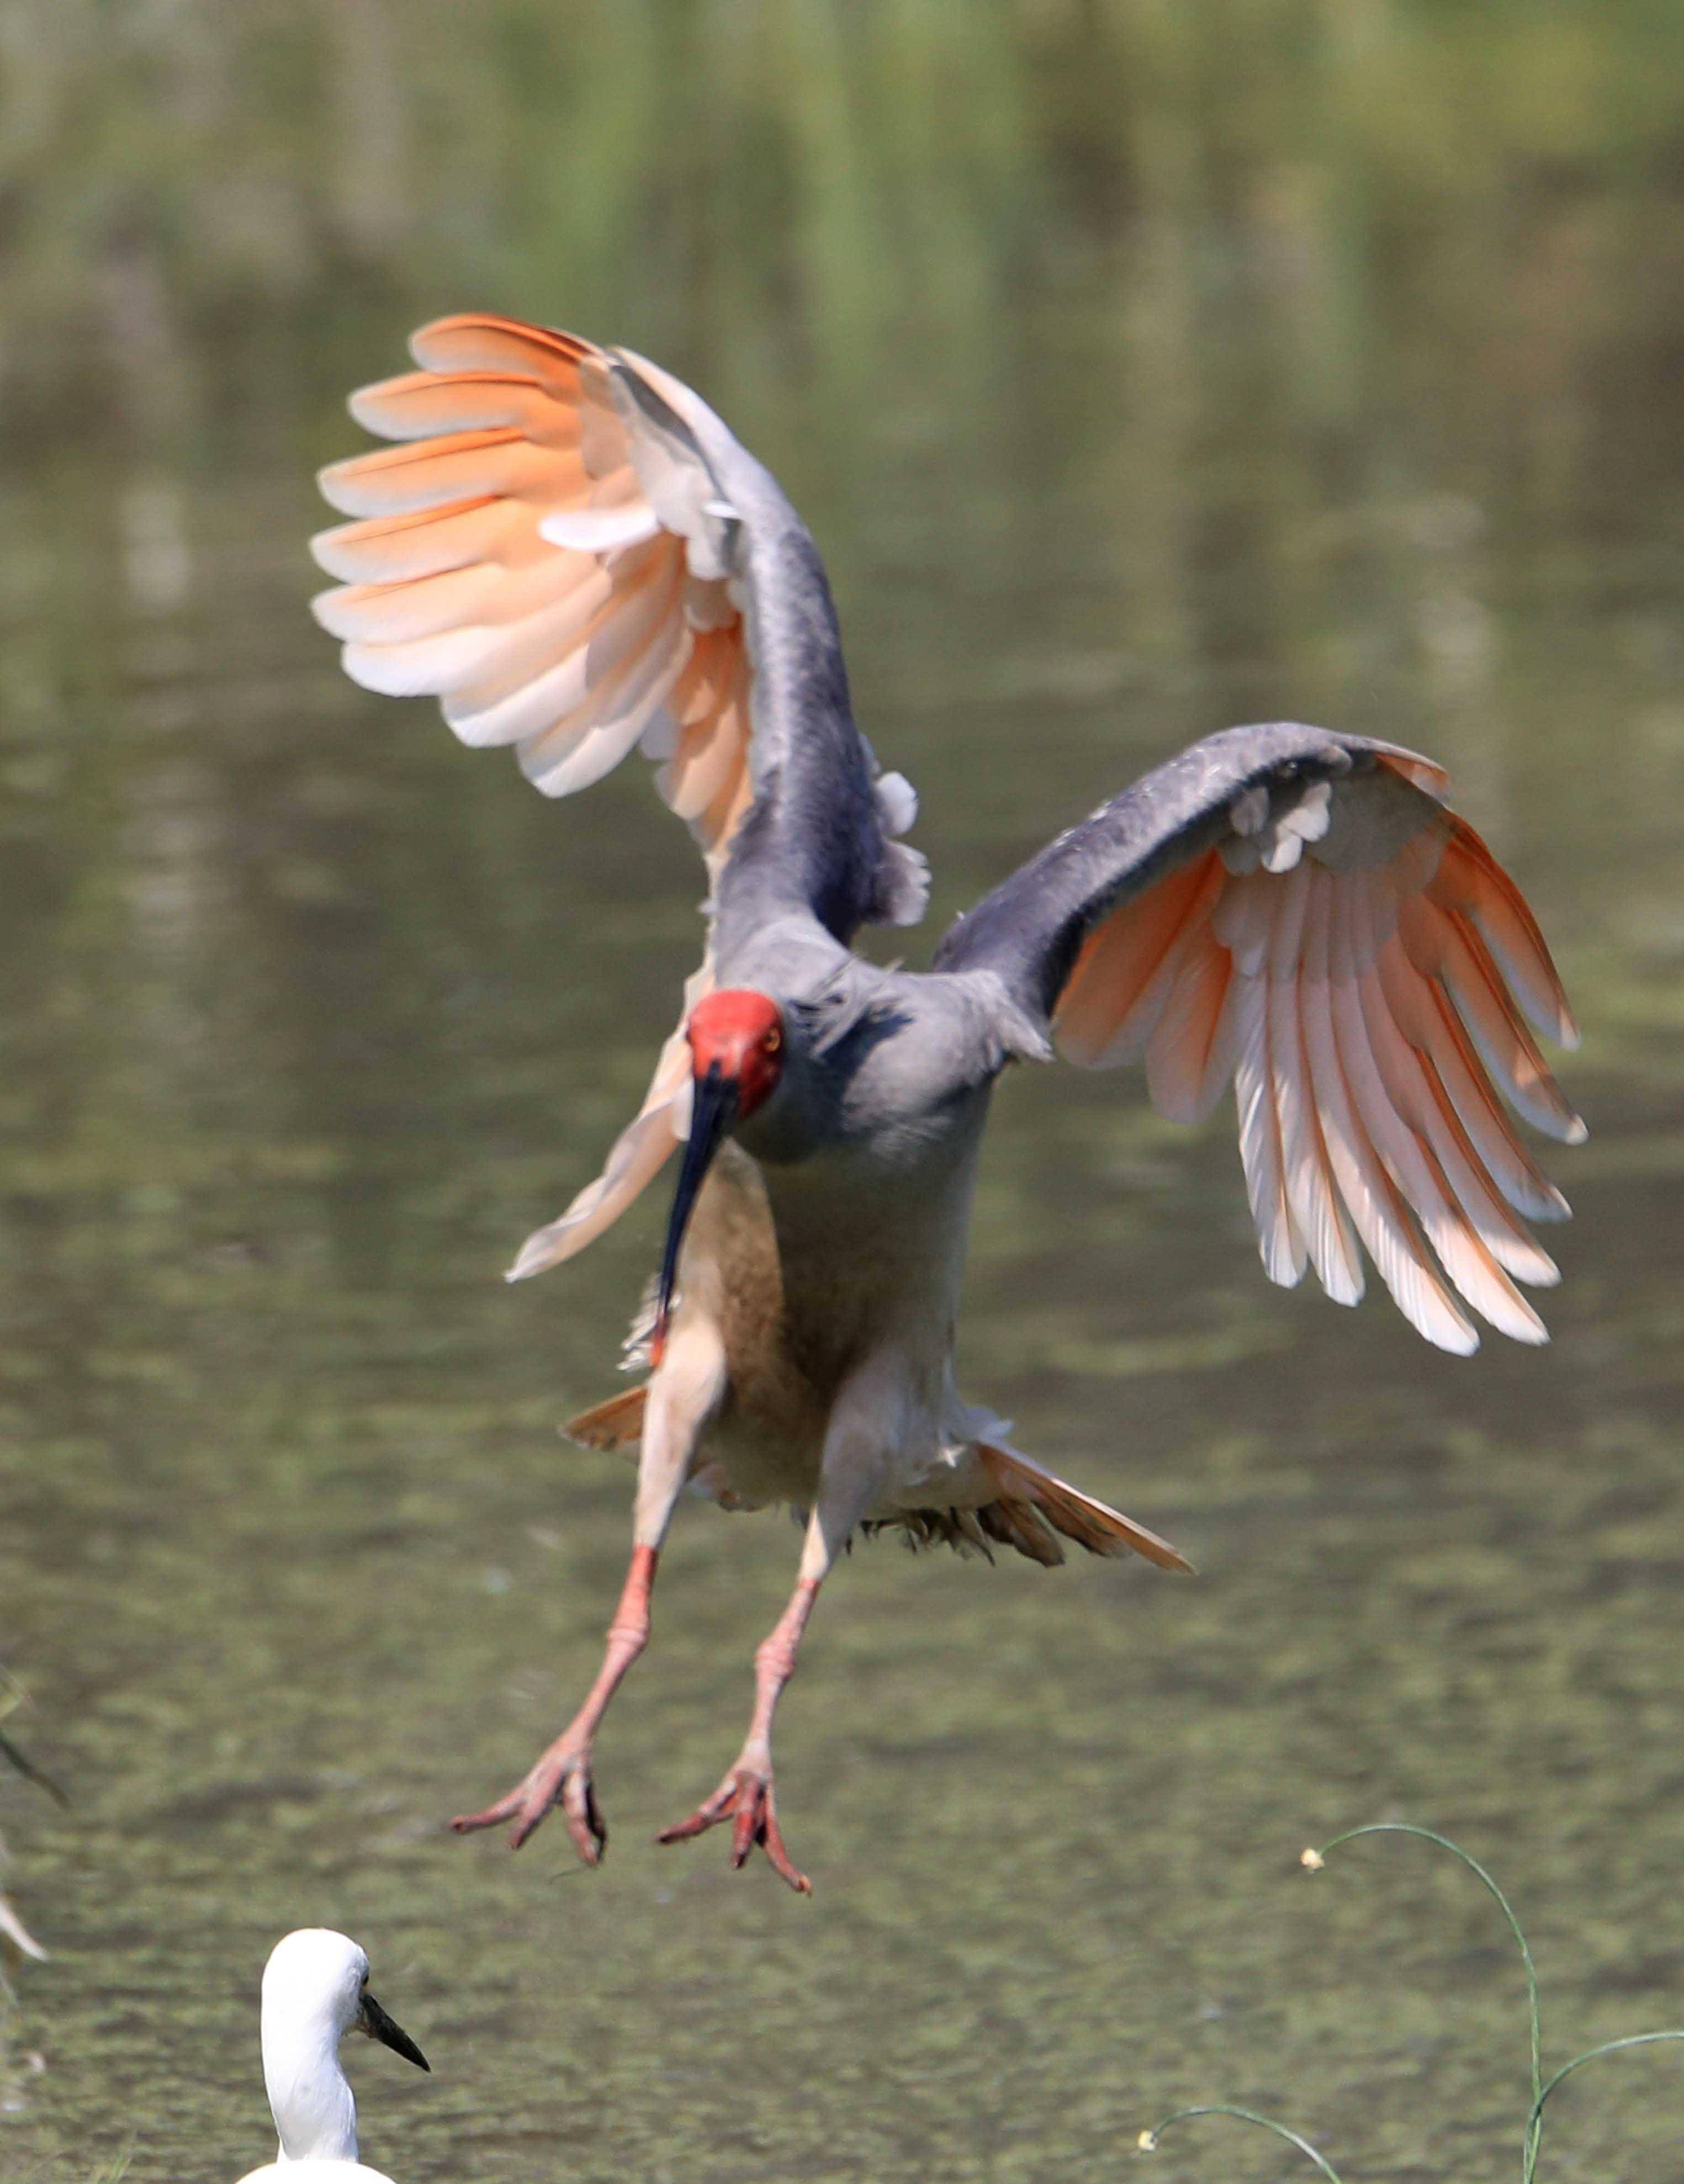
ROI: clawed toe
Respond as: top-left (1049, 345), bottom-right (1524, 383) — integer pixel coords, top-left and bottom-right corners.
top-left (658, 1767), bottom-right (811, 1893)
top-left (450, 1745), bottom-right (606, 1861)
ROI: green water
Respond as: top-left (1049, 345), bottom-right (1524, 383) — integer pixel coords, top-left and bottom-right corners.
top-left (6, 6), bottom-right (1684, 2179)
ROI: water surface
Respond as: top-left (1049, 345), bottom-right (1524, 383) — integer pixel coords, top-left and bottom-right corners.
top-left (6, 9), bottom-right (1684, 2181)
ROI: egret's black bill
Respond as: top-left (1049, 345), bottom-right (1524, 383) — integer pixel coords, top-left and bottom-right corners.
top-left (360, 1990), bottom-right (430, 2072)
top-left (653, 1061), bottom-right (737, 1363)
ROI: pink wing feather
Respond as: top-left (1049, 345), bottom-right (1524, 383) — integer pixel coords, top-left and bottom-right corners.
top-left (311, 315), bottom-right (762, 1279)
top-left (1052, 754), bottom-right (1582, 1353)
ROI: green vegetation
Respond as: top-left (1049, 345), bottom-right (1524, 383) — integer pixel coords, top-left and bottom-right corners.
top-left (1139, 1825), bottom-right (1684, 2183)
top-left (4, 0), bottom-right (1684, 463)
top-left (1, 1670), bottom-right (54, 2149)
top-left (0, 1670), bottom-right (56, 1967)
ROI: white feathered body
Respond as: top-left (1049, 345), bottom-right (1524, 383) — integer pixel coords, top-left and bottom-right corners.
top-left (236, 2161), bottom-right (395, 2184)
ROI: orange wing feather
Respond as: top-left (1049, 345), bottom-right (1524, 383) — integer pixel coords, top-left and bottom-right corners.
top-left (312, 314), bottom-right (764, 1280)
top-left (1052, 761), bottom-right (1580, 1352)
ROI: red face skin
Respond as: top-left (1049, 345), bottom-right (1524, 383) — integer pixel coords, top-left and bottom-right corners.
top-left (686, 989), bottom-right (785, 1117)
top-left (649, 989), bottom-right (786, 1368)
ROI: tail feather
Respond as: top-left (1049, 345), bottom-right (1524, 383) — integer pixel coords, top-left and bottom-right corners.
top-left (976, 1495), bottom-right (1065, 1568)
top-left (562, 1385), bottom-right (647, 1453)
top-left (978, 1444), bottom-right (1193, 1574)
top-left (559, 1390), bottom-right (1193, 1578)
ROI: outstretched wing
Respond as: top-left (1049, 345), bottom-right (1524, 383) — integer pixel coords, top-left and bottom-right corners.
top-left (311, 313), bottom-right (924, 1280)
top-left (936, 723), bottom-right (1582, 1354)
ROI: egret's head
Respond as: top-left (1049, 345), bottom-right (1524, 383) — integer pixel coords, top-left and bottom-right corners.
top-left (650, 988), bottom-right (786, 1364)
top-left (261, 1929), bottom-right (430, 2071)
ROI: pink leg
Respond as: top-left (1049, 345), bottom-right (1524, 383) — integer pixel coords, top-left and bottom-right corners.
top-left (657, 1575), bottom-right (819, 1893)
top-left (453, 1317), bottom-right (727, 1862)
top-left (451, 1544), bottom-right (658, 1858)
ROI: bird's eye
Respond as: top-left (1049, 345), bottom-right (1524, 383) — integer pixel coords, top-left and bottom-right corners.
top-left (764, 1026), bottom-right (781, 1054)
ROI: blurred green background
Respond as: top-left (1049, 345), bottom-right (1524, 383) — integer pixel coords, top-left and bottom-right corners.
top-left (6, 3), bottom-right (1684, 2179)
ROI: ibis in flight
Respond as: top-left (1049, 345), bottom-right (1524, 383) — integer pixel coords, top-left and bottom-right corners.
top-left (312, 315), bottom-right (1581, 1891)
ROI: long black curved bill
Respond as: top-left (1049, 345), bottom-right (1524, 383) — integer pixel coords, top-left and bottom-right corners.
top-left (360, 1989), bottom-right (431, 2072)
top-left (652, 1061), bottom-right (737, 1366)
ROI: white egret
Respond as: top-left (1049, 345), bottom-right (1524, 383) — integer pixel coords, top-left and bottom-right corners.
top-left (236, 1929), bottom-right (428, 2183)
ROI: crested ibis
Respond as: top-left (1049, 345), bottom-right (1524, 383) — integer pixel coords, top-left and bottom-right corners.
top-left (311, 315), bottom-right (1581, 1891)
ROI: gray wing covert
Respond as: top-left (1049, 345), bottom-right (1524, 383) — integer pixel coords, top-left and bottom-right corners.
top-left (310, 312), bottom-right (924, 1280)
top-left (936, 723), bottom-right (1582, 1354)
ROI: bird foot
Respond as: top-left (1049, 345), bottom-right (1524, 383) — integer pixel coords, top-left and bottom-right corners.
top-left (656, 1765), bottom-right (811, 1893)
top-left (449, 1736), bottom-right (605, 1861)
